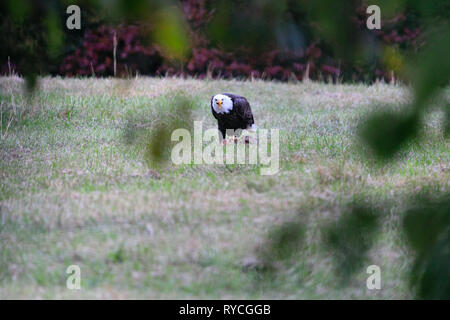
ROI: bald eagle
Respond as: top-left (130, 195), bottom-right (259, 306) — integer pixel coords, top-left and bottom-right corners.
top-left (211, 93), bottom-right (257, 141)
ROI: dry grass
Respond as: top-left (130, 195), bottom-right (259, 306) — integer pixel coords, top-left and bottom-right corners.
top-left (0, 76), bottom-right (448, 299)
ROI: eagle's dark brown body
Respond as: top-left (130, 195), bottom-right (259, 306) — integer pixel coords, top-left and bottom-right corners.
top-left (211, 93), bottom-right (255, 139)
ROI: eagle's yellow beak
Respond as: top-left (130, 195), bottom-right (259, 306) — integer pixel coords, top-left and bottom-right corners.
top-left (217, 100), bottom-right (222, 109)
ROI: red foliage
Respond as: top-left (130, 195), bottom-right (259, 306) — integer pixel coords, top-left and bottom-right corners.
top-left (60, 25), bottom-right (162, 77)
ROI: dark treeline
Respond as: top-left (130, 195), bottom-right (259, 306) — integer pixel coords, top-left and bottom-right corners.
top-left (0, 0), bottom-right (441, 82)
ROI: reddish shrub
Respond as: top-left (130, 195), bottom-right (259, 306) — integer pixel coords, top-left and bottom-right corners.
top-left (60, 25), bottom-right (163, 77)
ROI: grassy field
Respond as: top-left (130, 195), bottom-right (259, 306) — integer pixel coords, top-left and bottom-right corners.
top-left (0, 76), bottom-right (448, 299)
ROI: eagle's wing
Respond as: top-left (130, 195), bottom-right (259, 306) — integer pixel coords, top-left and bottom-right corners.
top-left (224, 93), bottom-right (254, 127)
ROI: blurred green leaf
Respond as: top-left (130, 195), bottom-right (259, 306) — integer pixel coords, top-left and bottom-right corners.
top-left (410, 27), bottom-right (450, 106)
top-left (153, 7), bottom-right (190, 60)
top-left (412, 234), bottom-right (450, 299)
top-left (45, 10), bottom-right (64, 59)
top-left (376, 0), bottom-right (407, 19)
top-left (117, 0), bottom-right (156, 21)
top-left (300, 0), bottom-right (358, 62)
top-left (143, 94), bottom-right (194, 169)
top-left (403, 194), bottom-right (450, 254)
top-left (24, 73), bottom-right (38, 96)
top-left (264, 221), bottom-right (306, 261)
top-left (403, 193), bottom-right (450, 299)
top-left (208, 0), bottom-right (288, 52)
top-left (382, 46), bottom-right (404, 76)
top-left (7, 0), bottom-right (31, 22)
top-left (359, 108), bottom-right (420, 161)
top-left (324, 203), bottom-right (380, 281)
top-left (407, 0), bottom-right (450, 20)
top-left (145, 122), bottom-right (172, 169)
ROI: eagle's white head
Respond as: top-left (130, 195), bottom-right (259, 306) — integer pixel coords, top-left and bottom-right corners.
top-left (212, 94), bottom-right (233, 114)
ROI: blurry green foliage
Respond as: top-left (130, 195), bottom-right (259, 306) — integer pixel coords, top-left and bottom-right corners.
top-left (403, 195), bottom-right (450, 253)
top-left (45, 10), bottom-right (65, 59)
top-left (122, 94), bottom-right (194, 170)
top-left (254, 217), bottom-right (307, 278)
top-left (403, 194), bottom-right (450, 299)
top-left (323, 203), bottom-right (380, 282)
top-left (115, 0), bottom-right (157, 21)
top-left (152, 7), bottom-right (191, 61)
top-left (410, 27), bottom-right (450, 106)
top-left (207, 0), bottom-right (289, 52)
top-left (7, 0), bottom-right (31, 23)
top-left (145, 95), bottom-right (194, 169)
top-left (300, 0), bottom-right (358, 62)
top-left (358, 4), bottom-right (449, 160)
top-left (264, 221), bottom-right (306, 262)
top-left (359, 108), bottom-right (420, 161)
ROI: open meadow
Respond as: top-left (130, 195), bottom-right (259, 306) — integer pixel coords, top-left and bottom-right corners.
top-left (0, 77), bottom-right (448, 299)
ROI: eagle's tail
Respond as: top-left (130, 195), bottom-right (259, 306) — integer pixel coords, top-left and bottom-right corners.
top-left (248, 124), bottom-right (258, 132)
